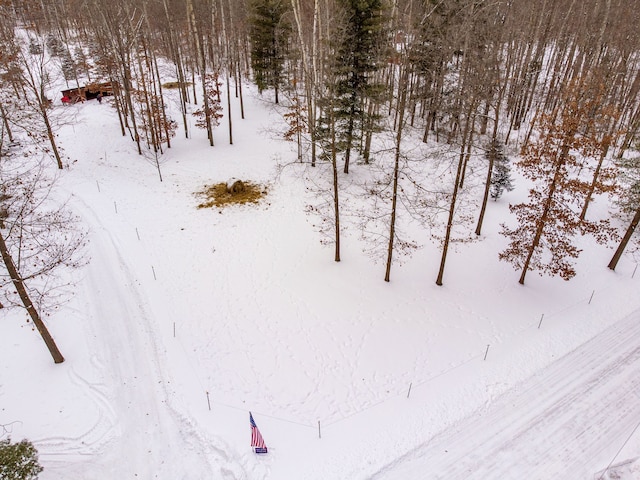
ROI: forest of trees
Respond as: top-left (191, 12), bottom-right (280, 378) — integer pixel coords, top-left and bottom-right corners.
top-left (1, 0), bottom-right (640, 317)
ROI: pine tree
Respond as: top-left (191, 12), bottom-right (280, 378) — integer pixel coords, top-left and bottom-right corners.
top-left (60, 48), bottom-right (77, 82)
top-left (249, 0), bottom-right (291, 104)
top-left (488, 140), bottom-right (514, 200)
top-left (0, 438), bottom-right (43, 480)
top-left (333, 0), bottom-right (387, 174)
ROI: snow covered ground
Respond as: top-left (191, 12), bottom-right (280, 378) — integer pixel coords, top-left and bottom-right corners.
top-left (1, 84), bottom-right (640, 480)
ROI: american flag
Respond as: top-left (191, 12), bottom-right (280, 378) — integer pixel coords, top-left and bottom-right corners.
top-left (250, 412), bottom-right (268, 453)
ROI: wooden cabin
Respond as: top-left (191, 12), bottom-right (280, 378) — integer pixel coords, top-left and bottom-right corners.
top-left (61, 81), bottom-right (116, 103)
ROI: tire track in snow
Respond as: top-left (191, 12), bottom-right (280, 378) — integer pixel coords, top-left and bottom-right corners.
top-left (45, 194), bottom-right (253, 480)
top-left (371, 309), bottom-right (640, 480)
top-left (36, 364), bottom-right (119, 460)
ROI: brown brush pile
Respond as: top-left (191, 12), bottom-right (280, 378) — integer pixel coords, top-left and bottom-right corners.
top-left (196, 181), bottom-right (267, 209)
top-left (162, 81), bottom-right (192, 89)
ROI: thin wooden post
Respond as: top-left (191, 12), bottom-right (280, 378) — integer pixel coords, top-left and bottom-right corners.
top-left (538, 314), bottom-right (544, 329)
top-left (483, 344), bottom-right (490, 361)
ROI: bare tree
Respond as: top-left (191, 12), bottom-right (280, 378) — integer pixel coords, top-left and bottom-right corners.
top-left (608, 155), bottom-right (640, 271)
top-left (0, 137), bottom-right (86, 363)
top-left (500, 78), bottom-right (617, 284)
top-left (7, 31), bottom-right (65, 169)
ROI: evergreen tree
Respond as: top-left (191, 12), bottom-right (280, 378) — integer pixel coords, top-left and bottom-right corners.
top-left (488, 140), bottom-right (514, 200)
top-left (60, 49), bottom-right (76, 82)
top-left (249, 0), bottom-right (291, 104)
top-left (333, 0), bottom-right (387, 174)
top-left (0, 438), bottom-right (43, 480)
top-left (45, 33), bottom-right (64, 57)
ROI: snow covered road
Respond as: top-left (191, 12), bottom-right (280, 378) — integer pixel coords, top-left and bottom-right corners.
top-left (372, 309), bottom-right (640, 479)
top-left (37, 192), bottom-right (253, 480)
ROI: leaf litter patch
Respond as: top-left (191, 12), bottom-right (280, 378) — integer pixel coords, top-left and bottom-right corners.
top-left (196, 179), bottom-right (268, 209)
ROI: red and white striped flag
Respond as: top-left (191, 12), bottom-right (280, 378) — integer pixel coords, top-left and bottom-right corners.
top-left (250, 412), bottom-right (268, 453)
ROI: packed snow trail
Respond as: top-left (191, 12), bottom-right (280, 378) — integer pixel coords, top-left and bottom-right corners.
top-left (37, 194), bottom-right (253, 480)
top-left (371, 309), bottom-right (640, 480)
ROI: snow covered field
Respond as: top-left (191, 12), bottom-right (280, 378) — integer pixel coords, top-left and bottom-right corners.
top-left (1, 84), bottom-right (639, 480)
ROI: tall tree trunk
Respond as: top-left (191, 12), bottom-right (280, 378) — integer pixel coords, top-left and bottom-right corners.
top-left (237, 42), bottom-right (245, 120)
top-left (136, 49), bottom-right (157, 152)
top-left (187, 0), bottom-right (213, 146)
top-left (363, 99), bottom-right (378, 164)
top-left (519, 143), bottom-right (569, 284)
top-left (385, 66), bottom-right (408, 282)
top-left (475, 86), bottom-right (506, 235)
top-left (162, 0), bottom-right (189, 139)
top-left (41, 106), bottom-right (63, 169)
top-left (330, 101), bottom-right (340, 262)
top-left (458, 113), bottom-right (476, 188)
top-left (343, 90), bottom-right (357, 174)
top-left (0, 103), bottom-right (13, 142)
top-left (122, 51), bottom-right (143, 155)
top-left (111, 78), bottom-right (127, 137)
top-left (608, 205), bottom-right (640, 271)
top-left (0, 229), bottom-right (64, 363)
top-left (579, 143), bottom-right (609, 221)
top-left (435, 103), bottom-right (474, 286)
top-left (23, 57), bottom-right (64, 168)
top-left (221, 0), bottom-right (233, 144)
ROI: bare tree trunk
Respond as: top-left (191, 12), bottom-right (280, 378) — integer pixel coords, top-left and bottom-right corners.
top-left (608, 206), bottom-right (640, 271)
top-left (476, 84), bottom-right (506, 235)
top-left (221, 0), bottom-right (233, 144)
top-left (0, 229), bottom-right (64, 363)
top-left (111, 78), bottom-right (127, 137)
top-left (330, 100), bottom-right (340, 262)
top-left (162, 0), bottom-right (189, 139)
top-left (519, 143), bottom-right (569, 284)
top-left (458, 113), bottom-right (476, 188)
top-left (187, 0), bottom-right (213, 146)
top-left (291, 0), bottom-right (319, 166)
top-left (385, 65), bottom-right (408, 282)
top-left (149, 43), bottom-right (171, 149)
top-left (0, 103), bottom-right (13, 142)
top-left (363, 98), bottom-right (378, 164)
top-left (123, 50), bottom-right (142, 154)
top-left (236, 40), bottom-right (245, 120)
top-left (343, 92), bottom-right (357, 174)
top-left (436, 103), bottom-right (474, 286)
top-left (41, 105), bottom-right (63, 169)
top-left (20, 50), bottom-right (64, 168)
top-left (579, 143), bottom-right (609, 221)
